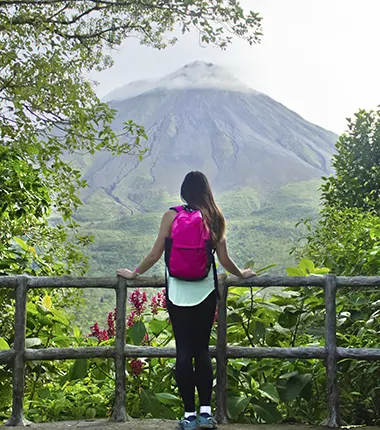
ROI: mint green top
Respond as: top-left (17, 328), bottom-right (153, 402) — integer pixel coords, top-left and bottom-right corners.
top-left (167, 269), bottom-right (215, 307)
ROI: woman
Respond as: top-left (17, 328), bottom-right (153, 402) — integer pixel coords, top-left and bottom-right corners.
top-left (117, 171), bottom-right (255, 429)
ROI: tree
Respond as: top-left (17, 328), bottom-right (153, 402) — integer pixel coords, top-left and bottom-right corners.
top-left (295, 108), bottom-right (380, 275)
top-left (0, 0), bottom-right (262, 274)
top-left (321, 108), bottom-right (380, 213)
top-left (295, 207), bottom-right (380, 276)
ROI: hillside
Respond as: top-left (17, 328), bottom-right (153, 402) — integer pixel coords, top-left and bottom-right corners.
top-left (73, 61), bottom-right (337, 215)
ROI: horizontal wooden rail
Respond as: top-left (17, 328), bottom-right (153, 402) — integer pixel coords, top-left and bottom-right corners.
top-left (1, 274), bottom-right (380, 427)
top-left (3, 274), bottom-right (380, 288)
top-left (2, 345), bottom-right (378, 365)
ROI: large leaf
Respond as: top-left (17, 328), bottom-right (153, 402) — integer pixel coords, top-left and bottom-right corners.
top-left (149, 319), bottom-right (169, 336)
top-left (155, 392), bottom-right (182, 405)
top-left (68, 359), bottom-right (88, 381)
top-left (258, 383), bottom-right (280, 403)
top-left (50, 308), bottom-right (69, 325)
top-left (278, 373), bottom-right (313, 403)
top-left (252, 402), bottom-right (282, 424)
top-left (0, 338), bottom-right (10, 350)
top-left (286, 267), bottom-right (306, 276)
top-left (299, 258), bottom-right (315, 274)
top-left (38, 315), bottom-right (53, 328)
top-left (130, 320), bottom-right (147, 345)
top-left (227, 396), bottom-right (250, 419)
top-left (278, 311), bottom-right (299, 329)
top-left (26, 302), bottom-right (38, 314)
top-left (140, 388), bottom-right (176, 419)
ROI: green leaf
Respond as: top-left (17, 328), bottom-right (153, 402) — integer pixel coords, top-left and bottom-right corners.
top-left (149, 319), bottom-right (168, 336)
top-left (278, 373), bottom-right (313, 403)
top-left (252, 402), bottom-right (282, 424)
top-left (155, 392), bottom-right (182, 405)
top-left (299, 258), bottom-right (315, 274)
top-left (227, 396), bottom-right (250, 419)
top-left (313, 267), bottom-right (330, 274)
top-left (41, 295), bottom-right (52, 309)
top-left (140, 388), bottom-right (162, 417)
top-left (130, 320), bottom-right (147, 345)
top-left (258, 383), bottom-right (280, 403)
top-left (13, 237), bottom-right (29, 251)
top-left (279, 371), bottom-right (299, 380)
top-left (278, 311), bottom-right (298, 329)
top-left (85, 408), bottom-right (96, 420)
top-left (26, 302), bottom-right (38, 314)
top-left (50, 308), bottom-right (69, 325)
top-left (256, 264), bottom-right (277, 274)
top-left (38, 316), bottom-right (53, 327)
top-left (0, 338), bottom-right (10, 350)
top-left (73, 325), bottom-right (81, 338)
top-left (244, 259), bottom-right (255, 269)
top-left (68, 359), bottom-right (88, 381)
top-left (37, 304), bottom-right (50, 316)
top-left (140, 389), bottom-right (176, 419)
top-left (286, 267), bottom-right (306, 276)
top-left (25, 337), bottom-right (42, 348)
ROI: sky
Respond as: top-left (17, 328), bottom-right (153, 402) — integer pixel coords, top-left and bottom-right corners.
top-left (90, 0), bottom-right (380, 135)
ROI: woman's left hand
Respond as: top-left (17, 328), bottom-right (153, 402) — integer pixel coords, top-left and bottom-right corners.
top-left (116, 268), bottom-right (137, 279)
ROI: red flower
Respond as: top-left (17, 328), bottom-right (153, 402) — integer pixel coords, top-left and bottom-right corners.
top-left (89, 322), bottom-right (109, 342)
top-left (129, 289), bottom-right (147, 315)
top-left (107, 311), bottom-right (116, 338)
top-left (142, 332), bottom-right (150, 346)
top-left (130, 359), bottom-right (144, 377)
top-left (157, 289), bottom-right (167, 309)
top-left (89, 322), bottom-right (100, 338)
top-left (127, 310), bottom-right (137, 328)
top-left (150, 296), bottom-right (159, 315)
top-left (98, 330), bottom-right (109, 341)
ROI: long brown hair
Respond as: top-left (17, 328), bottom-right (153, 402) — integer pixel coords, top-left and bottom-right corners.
top-left (180, 171), bottom-right (226, 245)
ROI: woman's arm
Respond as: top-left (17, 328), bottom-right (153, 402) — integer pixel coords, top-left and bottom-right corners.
top-left (116, 210), bottom-right (176, 279)
top-left (215, 239), bottom-right (256, 278)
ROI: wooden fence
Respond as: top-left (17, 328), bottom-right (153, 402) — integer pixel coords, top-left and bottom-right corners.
top-left (1, 274), bottom-right (380, 427)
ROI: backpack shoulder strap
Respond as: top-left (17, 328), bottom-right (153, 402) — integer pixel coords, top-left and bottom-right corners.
top-left (169, 205), bottom-right (185, 213)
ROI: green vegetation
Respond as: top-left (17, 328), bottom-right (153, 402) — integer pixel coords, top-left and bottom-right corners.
top-left (296, 108), bottom-right (380, 275)
top-left (321, 108), bottom-right (380, 213)
top-left (3, 259), bottom-right (380, 425)
top-left (81, 181), bottom-right (321, 278)
top-left (291, 108), bottom-right (380, 424)
top-left (0, 0), bottom-right (262, 275)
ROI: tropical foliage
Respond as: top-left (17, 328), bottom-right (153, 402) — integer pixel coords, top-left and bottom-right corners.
top-left (2, 260), bottom-right (380, 425)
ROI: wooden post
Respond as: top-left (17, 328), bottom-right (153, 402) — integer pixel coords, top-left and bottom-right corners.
top-left (324, 274), bottom-right (341, 427)
top-left (111, 277), bottom-right (127, 422)
top-left (216, 278), bottom-right (228, 424)
top-left (5, 276), bottom-right (31, 426)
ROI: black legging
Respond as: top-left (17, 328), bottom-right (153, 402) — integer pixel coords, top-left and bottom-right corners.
top-left (167, 291), bottom-right (217, 412)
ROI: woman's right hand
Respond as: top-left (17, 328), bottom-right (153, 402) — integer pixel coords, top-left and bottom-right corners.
top-left (240, 268), bottom-right (257, 278)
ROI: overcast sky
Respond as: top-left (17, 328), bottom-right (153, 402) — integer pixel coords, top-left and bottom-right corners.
top-left (91, 0), bottom-right (380, 134)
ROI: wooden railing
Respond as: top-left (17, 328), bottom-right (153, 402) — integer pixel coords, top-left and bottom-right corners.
top-left (1, 274), bottom-right (380, 427)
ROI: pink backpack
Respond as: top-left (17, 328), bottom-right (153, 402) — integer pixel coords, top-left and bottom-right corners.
top-left (165, 205), bottom-right (214, 281)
